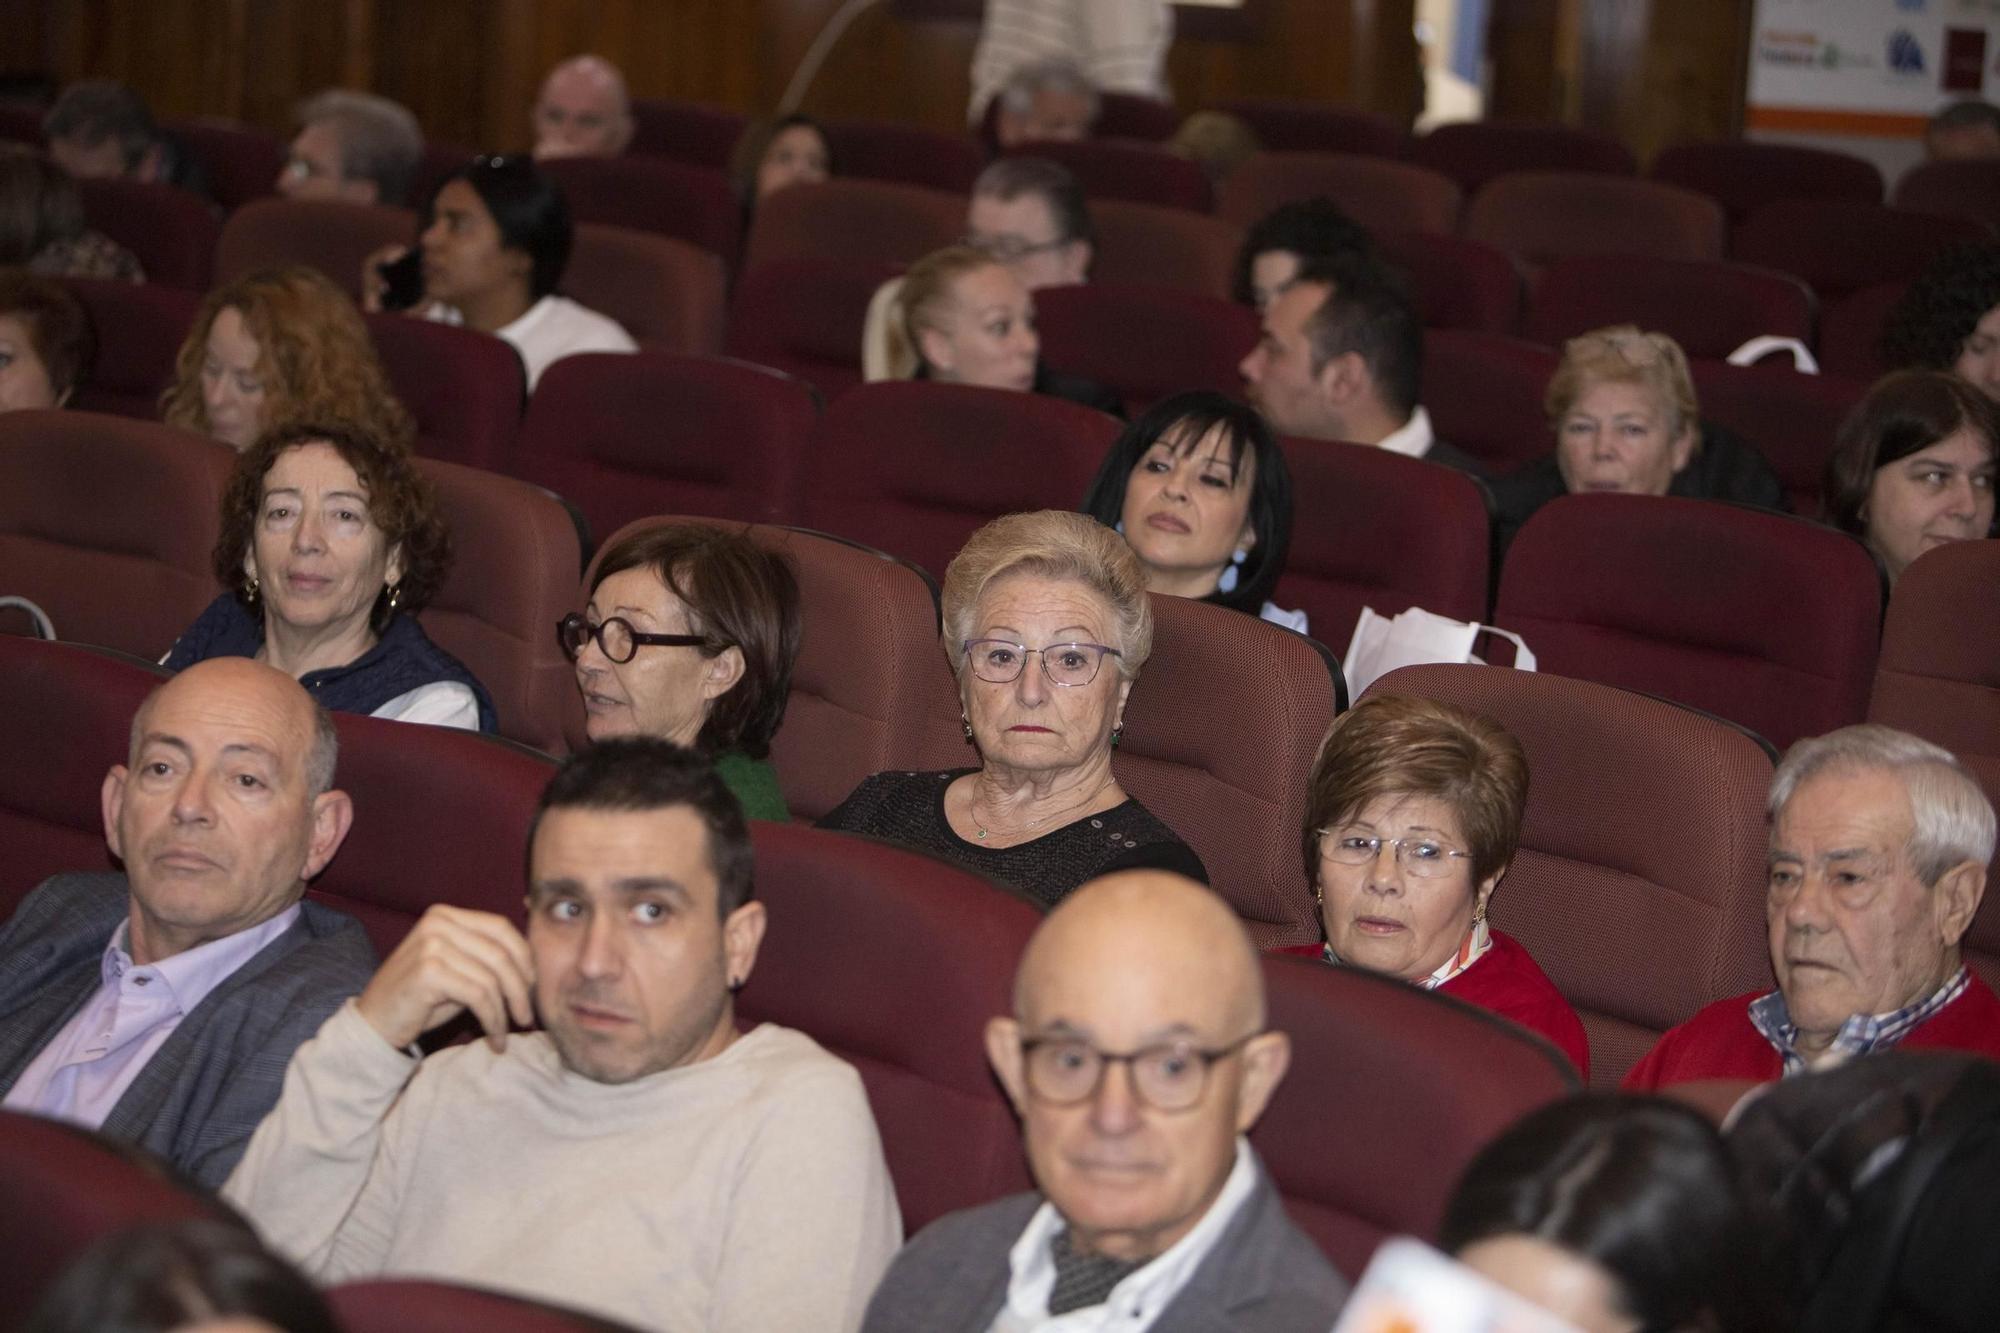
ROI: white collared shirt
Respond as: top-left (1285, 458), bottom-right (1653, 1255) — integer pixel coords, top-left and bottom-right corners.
top-left (991, 1137), bottom-right (1257, 1333)
top-left (1372, 405), bottom-right (1437, 460)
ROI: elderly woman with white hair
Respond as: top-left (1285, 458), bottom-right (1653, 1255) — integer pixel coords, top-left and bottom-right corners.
top-left (818, 510), bottom-right (1204, 907)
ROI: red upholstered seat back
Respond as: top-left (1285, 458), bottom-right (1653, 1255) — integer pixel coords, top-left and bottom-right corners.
top-left (513, 351), bottom-right (819, 536)
top-left (825, 119), bottom-right (986, 193)
top-left (1088, 200), bottom-right (1241, 298)
top-left (76, 178), bottom-right (218, 290)
top-left (414, 458), bottom-right (580, 752)
top-left (1650, 140), bottom-right (1884, 223)
top-left (1252, 958), bottom-right (1579, 1274)
top-left (1420, 330), bottom-right (1557, 471)
top-left (629, 98), bottom-right (747, 169)
top-left (1095, 93), bottom-right (1181, 142)
top-left (1817, 280), bottom-right (1905, 383)
top-left (331, 1280), bottom-right (636, 1332)
top-left (737, 822), bottom-right (1041, 1232)
top-left (1893, 158), bottom-right (2000, 224)
top-left (169, 115), bottom-right (286, 211)
top-left (1413, 121), bottom-right (1636, 195)
top-left (63, 278), bottom-right (198, 421)
top-left (1217, 152), bottom-right (1463, 236)
top-left (1032, 282), bottom-right (1258, 416)
top-left (1525, 256), bottom-right (1814, 361)
top-left (725, 257), bottom-right (901, 402)
top-left (1731, 200), bottom-right (1992, 302)
top-left (214, 198), bottom-right (417, 302)
top-left (742, 178), bottom-right (963, 271)
top-left (1007, 139), bottom-right (1213, 212)
top-left (1688, 361), bottom-right (1867, 518)
top-left (540, 155), bottom-right (740, 271)
top-left (1363, 663), bottom-right (1777, 1085)
top-left (1495, 494), bottom-right (1883, 752)
top-left (1464, 172), bottom-right (1726, 269)
top-left (563, 223), bottom-right (725, 354)
top-left (799, 381), bottom-right (1121, 583)
top-left (0, 638), bottom-right (160, 916)
top-left (1217, 99), bottom-right (1413, 159)
top-left (0, 1112), bottom-right (233, 1319)
top-left (1274, 440), bottom-right (1491, 653)
top-left (1866, 539), bottom-right (2000, 987)
top-left (1377, 232), bottom-right (1523, 334)
top-left (364, 312), bottom-right (524, 470)
top-left (0, 410), bottom-right (233, 659)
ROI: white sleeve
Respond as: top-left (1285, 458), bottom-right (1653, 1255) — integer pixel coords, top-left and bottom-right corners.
top-left (371, 681), bottom-right (482, 730)
top-left (1260, 601), bottom-right (1310, 635)
top-left (222, 1001), bottom-right (424, 1281)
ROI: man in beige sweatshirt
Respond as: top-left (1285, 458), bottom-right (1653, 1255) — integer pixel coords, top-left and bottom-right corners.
top-left (224, 740), bottom-right (902, 1331)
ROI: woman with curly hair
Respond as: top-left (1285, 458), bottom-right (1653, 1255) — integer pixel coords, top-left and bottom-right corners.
top-left (161, 265), bottom-right (414, 452)
top-left (1880, 242), bottom-right (2000, 401)
top-left (162, 420), bottom-right (494, 730)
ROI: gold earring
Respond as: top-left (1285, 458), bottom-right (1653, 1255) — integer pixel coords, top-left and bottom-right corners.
top-left (243, 576), bottom-right (260, 607)
top-left (961, 713), bottom-right (974, 742)
top-left (386, 581), bottom-right (403, 611)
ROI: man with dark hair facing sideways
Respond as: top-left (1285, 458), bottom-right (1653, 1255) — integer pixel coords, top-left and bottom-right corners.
top-left (1627, 724), bottom-right (2000, 1089)
top-left (1240, 254), bottom-right (1487, 477)
top-left (863, 870), bottom-right (1347, 1331)
top-left (225, 740), bottom-right (900, 1331)
top-left (0, 658), bottom-right (374, 1188)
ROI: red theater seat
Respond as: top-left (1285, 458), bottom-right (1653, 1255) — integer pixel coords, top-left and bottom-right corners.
top-left (1253, 959), bottom-right (1578, 1274)
top-left (1217, 152), bottom-right (1462, 236)
top-left (411, 141), bottom-right (474, 207)
top-left (1650, 140), bottom-right (1883, 223)
top-left (331, 1280), bottom-right (636, 1332)
top-left (214, 198), bottom-right (417, 302)
top-left (1377, 231), bottom-right (1522, 334)
top-left (737, 822), bottom-right (1041, 1231)
top-left (512, 351), bottom-right (819, 536)
top-left (169, 115), bottom-right (285, 212)
top-left (364, 312), bottom-right (525, 470)
top-left (1413, 121), bottom-right (1636, 195)
top-left (75, 178), bottom-right (218, 290)
top-left (1089, 200), bottom-right (1241, 298)
top-left (725, 258), bottom-right (897, 402)
top-left (629, 98), bottom-right (748, 169)
top-left (1217, 99), bottom-right (1413, 159)
top-left (1817, 279), bottom-right (1905, 383)
top-left (1524, 255), bottom-right (1814, 361)
top-left (825, 119), bottom-right (987, 193)
top-left (1421, 330), bottom-right (1558, 471)
top-left (1274, 440), bottom-right (1491, 652)
top-left (1464, 172), bottom-right (1726, 270)
top-left (799, 381), bottom-right (1120, 582)
top-left (1867, 539), bottom-right (2000, 988)
top-left (564, 223), bottom-right (726, 354)
top-left (414, 459), bottom-right (581, 752)
top-left (1008, 139), bottom-right (1213, 212)
top-left (0, 411), bottom-right (232, 660)
top-left (539, 155), bottom-right (740, 271)
top-left (1362, 663), bottom-right (1777, 1085)
top-left (1032, 282), bottom-right (1258, 415)
top-left (1893, 158), bottom-right (2000, 225)
top-left (1689, 361), bottom-right (1866, 517)
top-left (1495, 493), bottom-right (1883, 751)
top-left (743, 178), bottom-right (963, 272)
top-left (63, 278), bottom-right (198, 420)
top-left (1732, 200), bottom-right (1991, 302)
top-left (1096, 92), bottom-right (1181, 142)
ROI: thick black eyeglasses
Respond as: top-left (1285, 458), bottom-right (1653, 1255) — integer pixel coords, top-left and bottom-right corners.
top-left (557, 612), bottom-right (706, 665)
top-left (1018, 1032), bottom-right (1261, 1111)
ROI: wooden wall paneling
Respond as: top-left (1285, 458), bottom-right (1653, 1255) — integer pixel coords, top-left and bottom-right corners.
top-left (1635, 0), bottom-right (1750, 159)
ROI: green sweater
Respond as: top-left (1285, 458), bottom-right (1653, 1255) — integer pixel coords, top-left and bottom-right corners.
top-left (715, 750), bottom-right (790, 822)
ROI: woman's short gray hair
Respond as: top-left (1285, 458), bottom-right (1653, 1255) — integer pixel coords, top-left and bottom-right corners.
top-left (941, 510), bottom-right (1152, 679)
top-left (1770, 724), bottom-right (1997, 884)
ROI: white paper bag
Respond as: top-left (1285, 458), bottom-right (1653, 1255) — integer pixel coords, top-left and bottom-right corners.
top-left (1342, 605), bottom-right (1536, 699)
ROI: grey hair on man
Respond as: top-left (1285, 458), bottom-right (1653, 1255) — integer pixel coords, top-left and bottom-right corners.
top-left (295, 90), bottom-right (424, 206)
top-left (998, 59), bottom-right (1101, 125)
top-left (1770, 724), bottom-right (1997, 885)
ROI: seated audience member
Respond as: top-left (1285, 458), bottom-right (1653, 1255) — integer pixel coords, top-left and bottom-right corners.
top-left (23, 1219), bottom-right (338, 1333)
top-left (224, 740), bottom-right (902, 1332)
top-left (1489, 324), bottom-right (1786, 552)
top-left (41, 79), bottom-right (205, 194)
top-left (1170, 110), bottom-right (1260, 190)
top-left (1231, 195), bottom-right (1375, 313)
top-left (987, 59), bottom-right (1102, 148)
top-left (1080, 389), bottom-right (1304, 630)
top-left (1824, 370), bottom-right (1997, 584)
top-left (161, 265), bottom-right (414, 453)
top-left (1626, 724), bottom-right (2000, 1090)
top-left (967, 155), bottom-right (1094, 292)
top-left (365, 154), bottom-right (635, 391)
top-left (0, 269), bottom-right (93, 411)
top-left (564, 523), bottom-right (801, 821)
top-left (1240, 253), bottom-right (1485, 475)
top-left (1280, 695), bottom-right (1589, 1076)
top-left (880, 245), bottom-right (1121, 413)
top-left (277, 89), bottom-right (424, 207)
top-left (0, 659), bottom-right (375, 1189)
top-left (1880, 242), bottom-right (2000, 401)
top-left (729, 112), bottom-right (833, 210)
top-left (529, 54), bottom-right (634, 160)
top-left (862, 869), bottom-right (1347, 1330)
top-left (1926, 99), bottom-right (2000, 162)
top-left (1441, 1095), bottom-right (1778, 1332)
top-left (0, 144), bottom-right (143, 280)
top-left (968, 0), bottom-right (1174, 127)
top-left (820, 511), bottom-right (1206, 907)
top-left (163, 421), bottom-right (496, 732)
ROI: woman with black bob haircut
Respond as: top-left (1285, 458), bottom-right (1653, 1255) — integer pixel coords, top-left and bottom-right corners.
top-left (1880, 241), bottom-right (2000, 402)
top-left (1081, 389), bottom-right (1302, 630)
top-left (1441, 1093), bottom-right (1782, 1333)
top-left (364, 154), bottom-right (633, 390)
top-left (22, 1218), bottom-right (338, 1333)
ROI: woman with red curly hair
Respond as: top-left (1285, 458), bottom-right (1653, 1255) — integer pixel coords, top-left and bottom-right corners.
top-left (162, 420), bottom-right (494, 731)
top-left (161, 265), bottom-right (413, 452)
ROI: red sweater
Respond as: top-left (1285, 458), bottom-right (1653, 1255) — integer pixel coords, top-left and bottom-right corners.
top-left (1623, 969), bottom-right (2000, 1091)
top-left (1277, 929), bottom-right (1590, 1079)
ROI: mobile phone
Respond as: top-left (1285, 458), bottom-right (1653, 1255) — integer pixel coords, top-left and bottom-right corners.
top-left (377, 249), bottom-right (425, 312)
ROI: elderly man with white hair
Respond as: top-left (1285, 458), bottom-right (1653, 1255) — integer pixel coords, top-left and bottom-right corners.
top-left (1627, 724), bottom-right (2000, 1088)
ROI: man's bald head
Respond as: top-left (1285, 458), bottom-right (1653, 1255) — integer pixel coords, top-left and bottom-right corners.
top-left (533, 55), bottom-right (634, 159)
top-left (129, 659), bottom-right (338, 799)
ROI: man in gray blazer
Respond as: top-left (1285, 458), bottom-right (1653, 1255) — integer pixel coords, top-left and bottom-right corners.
top-left (862, 870), bottom-right (1348, 1332)
top-left (0, 657), bottom-right (374, 1188)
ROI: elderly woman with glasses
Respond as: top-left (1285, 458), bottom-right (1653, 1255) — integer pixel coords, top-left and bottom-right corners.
top-left (819, 510), bottom-right (1204, 907)
top-left (1489, 324), bottom-right (1785, 556)
top-left (561, 522), bottom-right (802, 821)
top-left (1280, 694), bottom-right (1587, 1076)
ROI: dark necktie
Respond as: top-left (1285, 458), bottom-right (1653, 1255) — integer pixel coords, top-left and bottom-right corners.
top-left (1048, 1227), bottom-right (1144, 1315)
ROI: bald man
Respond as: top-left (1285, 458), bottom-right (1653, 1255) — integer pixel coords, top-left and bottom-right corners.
top-left (531, 55), bottom-right (634, 160)
top-left (863, 870), bottom-right (1347, 1331)
top-left (0, 659), bottom-right (374, 1187)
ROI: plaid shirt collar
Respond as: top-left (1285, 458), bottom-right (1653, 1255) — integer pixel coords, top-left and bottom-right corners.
top-left (1749, 965), bottom-right (1972, 1075)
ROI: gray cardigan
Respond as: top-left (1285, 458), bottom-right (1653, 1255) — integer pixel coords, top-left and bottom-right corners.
top-left (0, 872), bottom-right (376, 1189)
